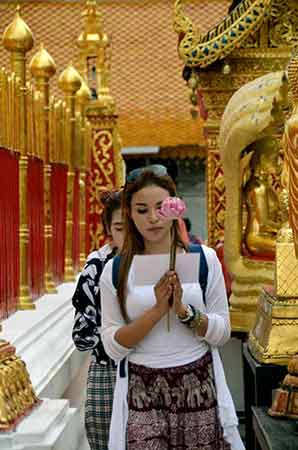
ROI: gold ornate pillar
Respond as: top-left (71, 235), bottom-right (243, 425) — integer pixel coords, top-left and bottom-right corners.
top-left (3, 6), bottom-right (34, 309)
top-left (30, 44), bottom-right (57, 293)
top-left (58, 65), bottom-right (82, 282)
top-left (76, 81), bottom-right (91, 269)
top-left (77, 0), bottom-right (123, 251)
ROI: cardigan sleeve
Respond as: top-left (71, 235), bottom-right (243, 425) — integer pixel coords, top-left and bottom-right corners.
top-left (100, 259), bottom-right (134, 362)
top-left (203, 246), bottom-right (231, 347)
top-left (72, 255), bottom-right (106, 354)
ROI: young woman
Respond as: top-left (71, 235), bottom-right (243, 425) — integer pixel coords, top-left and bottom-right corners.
top-left (100, 166), bottom-right (244, 450)
top-left (72, 190), bottom-right (124, 450)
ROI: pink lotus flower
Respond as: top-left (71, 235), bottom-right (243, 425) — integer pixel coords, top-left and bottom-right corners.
top-left (157, 197), bottom-right (186, 220)
top-left (157, 197), bottom-right (186, 332)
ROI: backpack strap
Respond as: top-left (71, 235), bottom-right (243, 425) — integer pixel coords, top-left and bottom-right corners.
top-left (188, 243), bottom-right (208, 305)
top-left (112, 254), bottom-right (121, 290)
top-left (112, 255), bottom-right (127, 378)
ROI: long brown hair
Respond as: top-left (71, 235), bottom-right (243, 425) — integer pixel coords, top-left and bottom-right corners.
top-left (117, 171), bottom-right (185, 321)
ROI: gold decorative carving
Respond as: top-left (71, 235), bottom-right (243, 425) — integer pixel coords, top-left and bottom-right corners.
top-left (0, 341), bottom-right (40, 431)
top-left (207, 150), bottom-right (225, 245)
top-left (248, 51), bottom-right (298, 363)
top-left (269, 0), bottom-right (298, 48)
top-left (219, 71), bottom-right (288, 331)
top-left (249, 288), bottom-right (298, 365)
top-left (173, 0), bottom-right (271, 68)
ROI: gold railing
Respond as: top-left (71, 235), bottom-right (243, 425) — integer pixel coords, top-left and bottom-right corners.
top-left (0, 6), bottom-right (91, 314)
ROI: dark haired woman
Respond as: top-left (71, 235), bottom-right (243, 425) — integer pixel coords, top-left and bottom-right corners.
top-left (72, 190), bottom-right (123, 450)
top-left (101, 166), bottom-right (244, 450)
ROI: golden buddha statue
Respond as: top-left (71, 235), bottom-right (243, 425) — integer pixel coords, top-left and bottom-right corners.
top-left (219, 70), bottom-right (288, 331)
top-left (243, 137), bottom-right (282, 259)
top-left (283, 103), bottom-right (298, 257)
top-left (248, 53), bottom-right (298, 364)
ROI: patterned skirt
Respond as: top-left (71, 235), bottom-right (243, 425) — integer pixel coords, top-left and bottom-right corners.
top-left (127, 351), bottom-right (231, 450)
top-left (85, 360), bottom-right (116, 450)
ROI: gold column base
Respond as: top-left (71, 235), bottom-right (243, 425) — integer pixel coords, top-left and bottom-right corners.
top-left (44, 275), bottom-right (57, 294)
top-left (64, 170), bottom-right (75, 282)
top-left (230, 306), bottom-right (256, 332)
top-left (248, 287), bottom-right (298, 365)
top-left (17, 286), bottom-right (35, 310)
top-left (64, 259), bottom-right (76, 282)
top-left (229, 279), bottom-right (269, 332)
top-left (0, 341), bottom-right (40, 431)
top-left (79, 254), bottom-right (86, 271)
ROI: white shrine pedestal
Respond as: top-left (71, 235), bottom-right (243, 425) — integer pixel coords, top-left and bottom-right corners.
top-left (0, 281), bottom-right (88, 450)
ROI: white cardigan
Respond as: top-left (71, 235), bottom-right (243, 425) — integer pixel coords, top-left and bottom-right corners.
top-left (100, 246), bottom-right (245, 450)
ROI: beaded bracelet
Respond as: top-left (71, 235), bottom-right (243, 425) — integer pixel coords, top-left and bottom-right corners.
top-left (189, 308), bottom-right (203, 329)
top-left (177, 304), bottom-right (203, 329)
top-left (177, 304), bottom-right (195, 324)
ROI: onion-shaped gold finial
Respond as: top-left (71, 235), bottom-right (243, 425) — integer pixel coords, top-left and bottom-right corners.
top-left (30, 44), bottom-right (56, 79)
top-left (76, 79), bottom-right (91, 104)
top-left (58, 64), bottom-right (82, 95)
top-left (2, 5), bottom-right (34, 53)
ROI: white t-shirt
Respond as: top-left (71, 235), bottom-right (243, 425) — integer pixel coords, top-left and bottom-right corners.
top-left (100, 245), bottom-right (245, 450)
top-left (100, 245), bottom-right (231, 367)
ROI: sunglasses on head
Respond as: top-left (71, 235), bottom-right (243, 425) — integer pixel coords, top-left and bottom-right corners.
top-left (126, 164), bottom-right (168, 183)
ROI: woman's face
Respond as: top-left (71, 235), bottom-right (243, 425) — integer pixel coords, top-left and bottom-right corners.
top-left (130, 185), bottom-right (172, 246)
top-left (109, 208), bottom-right (124, 250)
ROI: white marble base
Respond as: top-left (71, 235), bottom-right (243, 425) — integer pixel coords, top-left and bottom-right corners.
top-left (0, 399), bottom-right (81, 450)
top-left (1, 281), bottom-right (89, 450)
top-left (1, 281), bottom-right (85, 398)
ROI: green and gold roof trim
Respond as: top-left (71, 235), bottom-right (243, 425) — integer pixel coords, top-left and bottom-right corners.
top-left (174, 0), bottom-right (272, 68)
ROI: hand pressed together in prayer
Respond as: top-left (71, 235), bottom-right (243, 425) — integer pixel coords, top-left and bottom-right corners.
top-left (154, 271), bottom-right (185, 316)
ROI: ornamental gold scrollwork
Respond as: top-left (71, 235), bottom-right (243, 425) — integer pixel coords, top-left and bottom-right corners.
top-left (88, 129), bottom-right (114, 216)
top-left (269, 0), bottom-right (298, 48)
top-left (0, 352), bottom-right (39, 431)
top-left (92, 129), bottom-right (114, 184)
top-left (207, 152), bottom-right (225, 246)
top-left (173, 0), bottom-right (271, 68)
top-left (89, 222), bottom-right (105, 251)
top-left (88, 128), bottom-right (116, 249)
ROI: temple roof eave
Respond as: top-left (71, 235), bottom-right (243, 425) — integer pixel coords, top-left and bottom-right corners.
top-left (174, 0), bottom-right (272, 69)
